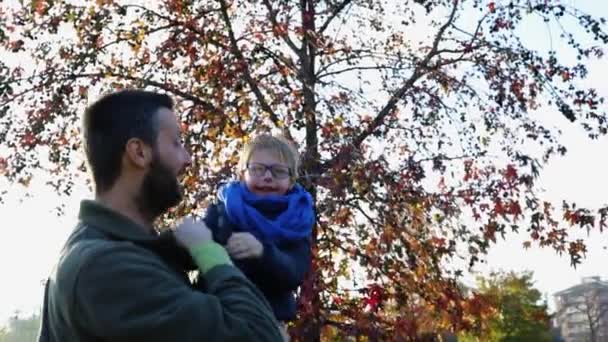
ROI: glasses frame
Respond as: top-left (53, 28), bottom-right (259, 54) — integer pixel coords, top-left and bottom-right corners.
top-left (245, 162), bottom-right (292, 179)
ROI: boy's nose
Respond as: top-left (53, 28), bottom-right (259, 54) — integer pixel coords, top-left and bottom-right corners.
top-left (263, 169), bottom-right (273, 180)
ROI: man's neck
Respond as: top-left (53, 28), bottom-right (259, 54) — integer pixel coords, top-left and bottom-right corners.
top-left (96, 188), bottom-right (155, 234)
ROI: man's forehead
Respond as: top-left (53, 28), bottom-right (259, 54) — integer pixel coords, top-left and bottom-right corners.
top-left (156, 107), bottom-right (179, 131)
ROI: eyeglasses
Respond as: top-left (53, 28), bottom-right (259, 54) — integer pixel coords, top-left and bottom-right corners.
top-left (246, 163), bottom-right (292, 179)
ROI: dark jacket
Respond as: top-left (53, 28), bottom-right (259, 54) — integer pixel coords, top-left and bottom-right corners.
top-left (205, 202), bottom-right (312, 321)
top-left (38, 200), bottom-right (282, 342)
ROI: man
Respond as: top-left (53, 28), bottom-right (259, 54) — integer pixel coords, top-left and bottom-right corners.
top-left (38, 90), bottom-right (283, 341)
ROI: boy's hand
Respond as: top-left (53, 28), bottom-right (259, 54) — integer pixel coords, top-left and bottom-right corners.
top-left (174, 217), bottom-right (213, 250)
top-left (227, 232), bottom-right (264, 259)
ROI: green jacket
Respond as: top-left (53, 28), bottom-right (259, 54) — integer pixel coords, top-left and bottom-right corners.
top-left (38, 200), bottom-right (283, 342)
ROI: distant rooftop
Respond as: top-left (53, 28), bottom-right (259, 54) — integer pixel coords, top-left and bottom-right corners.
top-left (554, 276), bottom-right (608, 297)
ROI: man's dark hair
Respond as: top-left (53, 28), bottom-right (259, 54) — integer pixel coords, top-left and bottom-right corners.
top-left (83, 89), bottom-right (174, 193)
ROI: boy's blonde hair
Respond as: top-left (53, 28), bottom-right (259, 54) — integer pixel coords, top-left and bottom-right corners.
top-left (238, 134), bottom-right (300, 183)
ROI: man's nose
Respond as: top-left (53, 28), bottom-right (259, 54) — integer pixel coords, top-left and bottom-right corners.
top-left (182, 148), bottom-right (192, 168)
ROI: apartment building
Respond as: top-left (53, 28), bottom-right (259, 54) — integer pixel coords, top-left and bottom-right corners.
top-left (554, 277), bottom-right (608, 342)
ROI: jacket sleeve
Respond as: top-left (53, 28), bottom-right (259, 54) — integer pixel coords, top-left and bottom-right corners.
top-left (204, 203), bottom-right (232, 245)
top-left (73, 242), bottom-right (283, 342)
top-left (240, 238), bottom-right (312, 292)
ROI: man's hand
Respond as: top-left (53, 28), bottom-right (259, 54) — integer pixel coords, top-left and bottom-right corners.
top-left (226, 233), bottom-right (264, 259)
top-left (174, 217), bottom-right (213, 250)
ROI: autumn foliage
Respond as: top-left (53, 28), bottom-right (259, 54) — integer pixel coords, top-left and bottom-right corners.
top-left (1, 0), bottom-right (607, 340)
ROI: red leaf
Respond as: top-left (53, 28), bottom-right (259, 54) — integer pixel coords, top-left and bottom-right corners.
top-left (431, 236), bottom-right (446, 248)
top-left (0, 157), bottom-right (7, 175)
top-left (504, 164), bottom-right (518, 181)
top-left (508, 200), bottom-right (522, 219)
top-left (493, 199), bottom-right (506, 217)
top-left (78, 86), bottom-right (88, 98)
top-left (488, 2), bottom-right (496, 13)
top-left (20, 132), bottom-right (37, 146)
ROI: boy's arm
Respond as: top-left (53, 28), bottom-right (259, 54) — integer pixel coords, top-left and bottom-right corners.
top-left (242, 238), bottom-right (312, 292)
top-left (73, 242), bottom-right (283, 342)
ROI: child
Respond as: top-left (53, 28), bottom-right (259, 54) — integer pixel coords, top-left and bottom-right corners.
top-left (204, 134), bottom-right (315, 333)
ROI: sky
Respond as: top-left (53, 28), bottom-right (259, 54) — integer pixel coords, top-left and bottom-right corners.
top-left (0, 0), bottom-right (607, 328)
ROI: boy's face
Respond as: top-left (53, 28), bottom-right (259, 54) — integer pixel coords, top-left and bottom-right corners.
top-left (243, 148), bottom-right (291, 196)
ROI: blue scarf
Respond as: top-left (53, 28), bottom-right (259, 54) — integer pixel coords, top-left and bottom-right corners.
top-left (219, 181), bottom-right (315, 243)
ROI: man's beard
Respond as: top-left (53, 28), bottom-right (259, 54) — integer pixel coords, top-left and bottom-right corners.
top-left (136, 154), bottom-right (183, 221)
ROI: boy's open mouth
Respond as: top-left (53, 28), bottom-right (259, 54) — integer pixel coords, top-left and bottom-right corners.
top-left (254, 186), bottom-right (278, 192)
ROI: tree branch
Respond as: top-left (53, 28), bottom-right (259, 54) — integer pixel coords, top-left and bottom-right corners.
top-left (113, 72), bottom-right (223, 114)
top-left (217, 0), bottom-right (291, 138)
top-left (317, 64), bottom-right (409, 79)
top-left (98, 23), bottom-right (177, 51)
top-left (321, 0), bottom-right (460, 172)
top-left (415, 151), bottom-right (488, 164)
top-left (114, 4), bottom-right (228, 50)
top-left (316, 49), bottom-right (408, 76)
top-left (253, 45), bottom-right (299, 75)
top-left (318, 0), bottom-right (354, 34)
top-left (261, 0), bottom-right (300, 54)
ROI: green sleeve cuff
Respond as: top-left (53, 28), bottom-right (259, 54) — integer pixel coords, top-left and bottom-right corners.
top-left (188, 242), bottom-right (232, 274)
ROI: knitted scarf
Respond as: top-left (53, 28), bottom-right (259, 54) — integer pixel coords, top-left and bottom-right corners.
top-left (219, 181), bottom-right (314, 243)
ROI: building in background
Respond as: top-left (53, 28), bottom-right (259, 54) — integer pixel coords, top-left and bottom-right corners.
top-left (554, 277), bottom-right (608, 342)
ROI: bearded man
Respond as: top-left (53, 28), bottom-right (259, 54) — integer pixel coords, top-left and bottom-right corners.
top-left (37, 90), bottom-right (283, 342)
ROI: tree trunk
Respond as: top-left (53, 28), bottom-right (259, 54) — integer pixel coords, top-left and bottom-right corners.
top-left (298, 0), bottom-right (321, 341)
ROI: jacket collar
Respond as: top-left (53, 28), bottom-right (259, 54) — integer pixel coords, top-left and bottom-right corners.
top-left (78, 200), bottom-right (197, 271)
top-left (78, 199), bottom-right (159, 242)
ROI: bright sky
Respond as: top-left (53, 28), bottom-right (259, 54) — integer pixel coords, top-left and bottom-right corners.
top-left (477, 86), bottom-right (608, 310)
top-left (0, 0), bottom-right (607, 328)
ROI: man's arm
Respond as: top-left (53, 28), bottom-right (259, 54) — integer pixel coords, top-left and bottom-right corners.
top-left (74, 242), bottom-right (283, 342)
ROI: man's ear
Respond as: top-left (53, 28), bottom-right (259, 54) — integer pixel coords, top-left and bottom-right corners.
top-left (125, 138), bottom-right (153, 168)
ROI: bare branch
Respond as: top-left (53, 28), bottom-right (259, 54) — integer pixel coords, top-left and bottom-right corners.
top-left (318, 0), bottom-right (354, 34)
top-left (317, 65), bottom-right (409, 79)
top-left (217, 0), bottom-right (291, 138)
top-left (321, 1), bottom-right (460, 172)
top-left (98, 23), bottom-right (177, 51)
top-left (0, 82), bottom-right (48, 108)
top-left (117, 73), bottom-right (223, 114)
top-left (43, 70), bottom-right (225, 118)
top-left (252, 45), bottom-right (299, 74)
top-left (316, 49), bottom-right (409, 76)
top-left (347, 199), bottom-right (379, 226)
top-left (261, 0), bottom-right (301, 54)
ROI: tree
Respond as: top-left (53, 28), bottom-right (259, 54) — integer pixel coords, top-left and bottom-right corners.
top-left (0, 0), bottom-right (607, 339)
top-left (0, 311), bottom-right (41, 342)
top-left (459, 271), bottom-right (551, 342)
top-left (578, 289), bottom-right (608, 342)
top-left (555, 278), bottom-right (608, 342)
